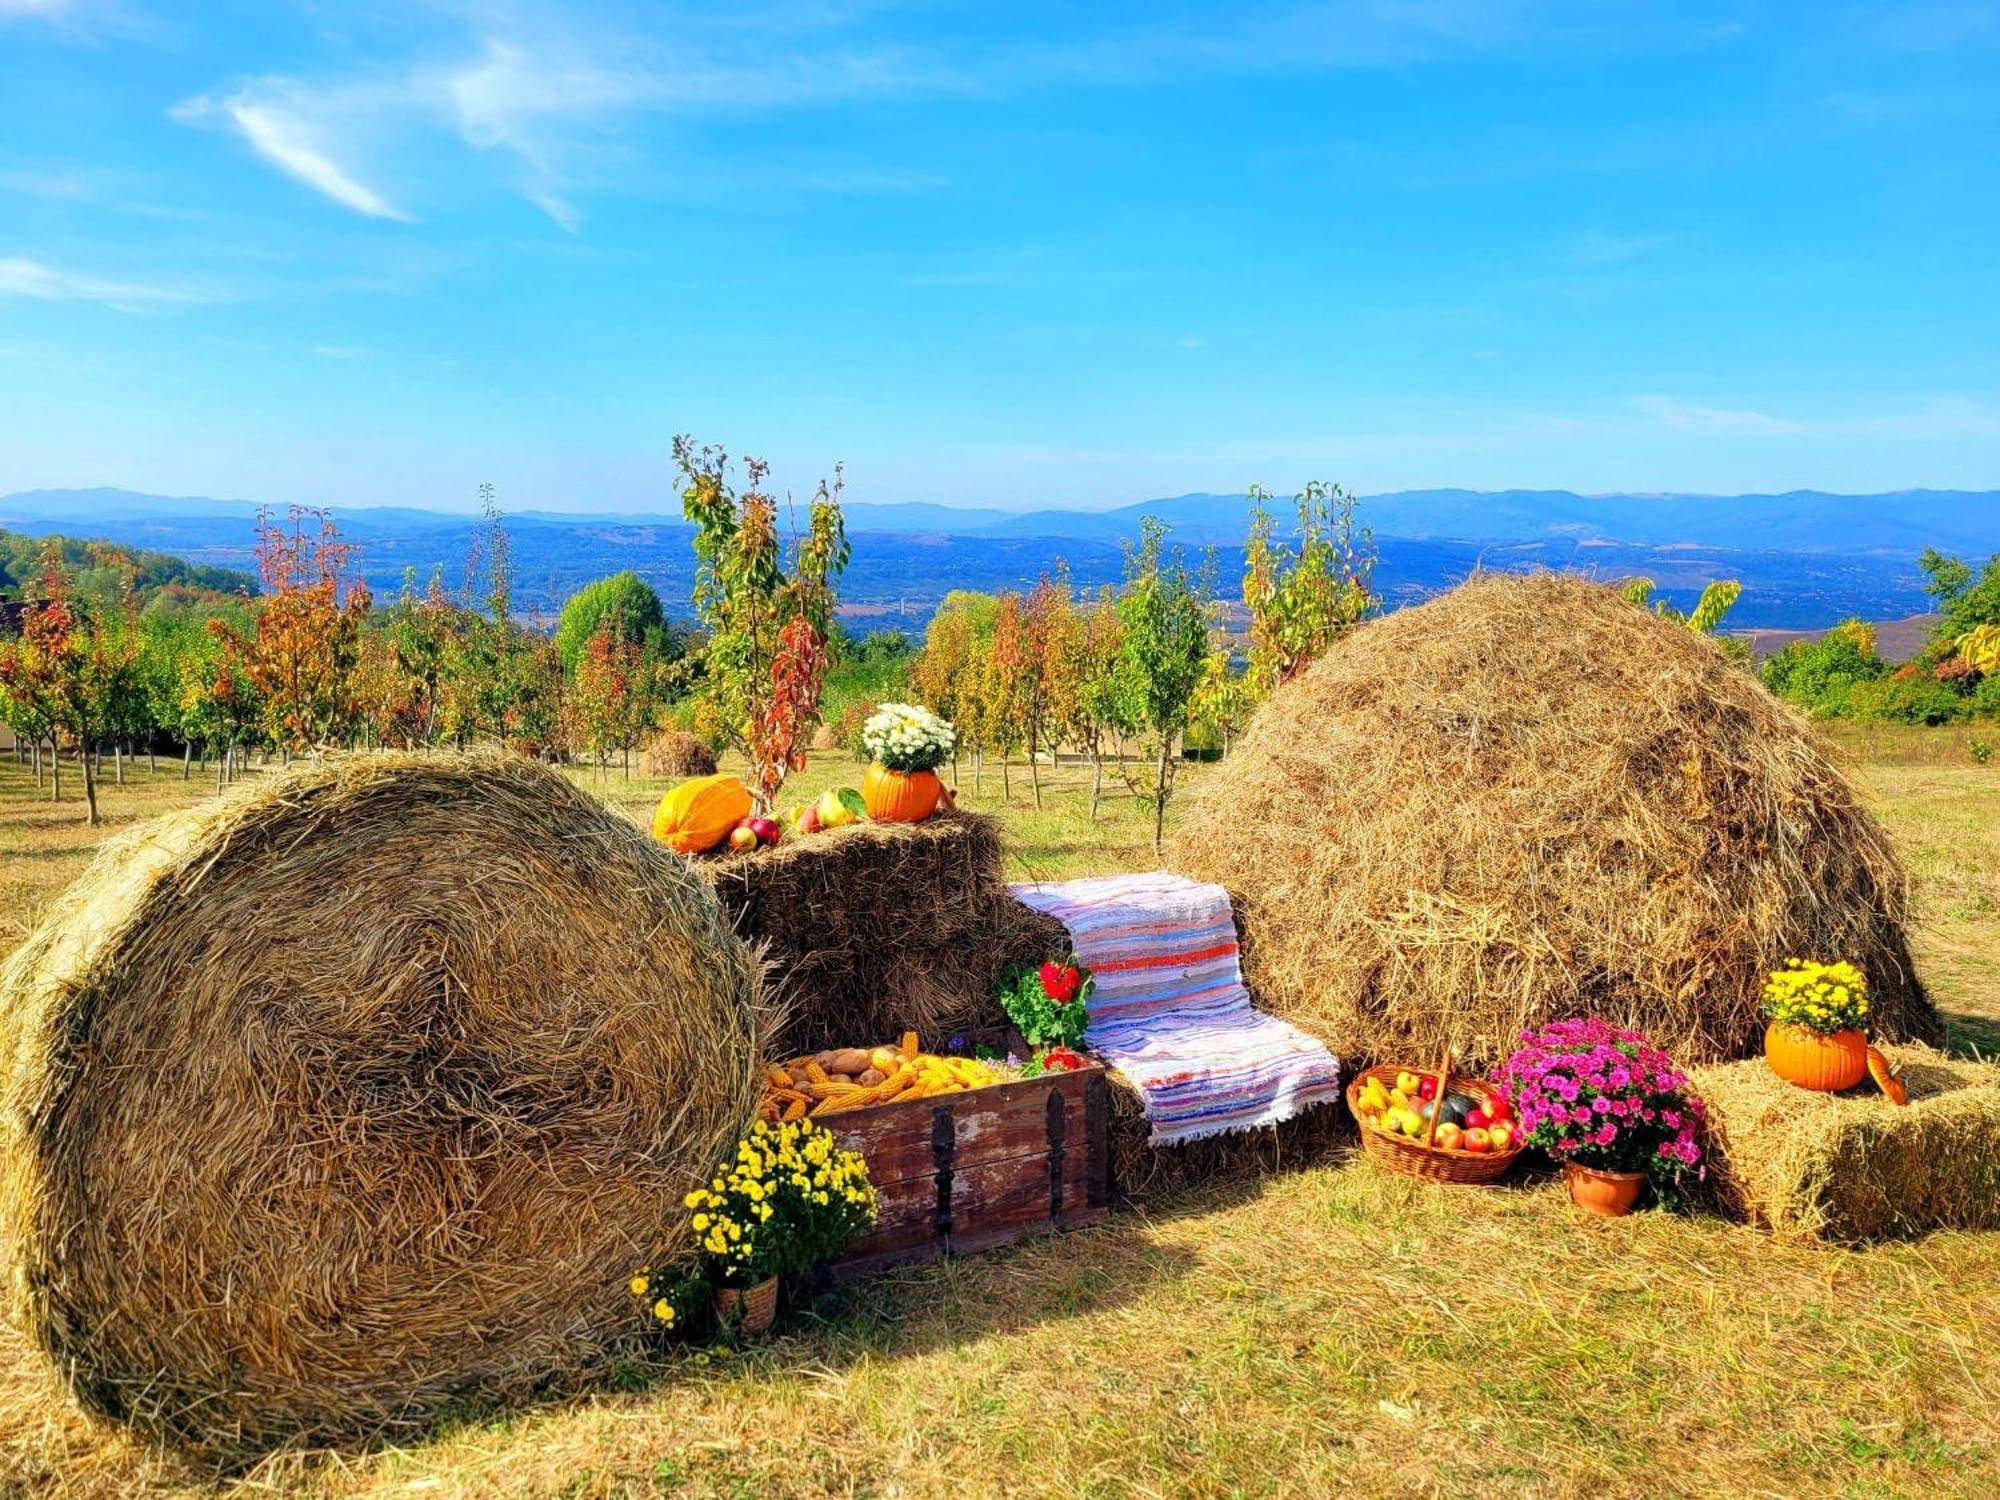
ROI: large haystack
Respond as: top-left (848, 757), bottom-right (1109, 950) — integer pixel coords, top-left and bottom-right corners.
top-left (700, 812), bottom-right (1066, 1056)
top-left (1691, 1044), bottom-right (2000, 1241)
top-left (1169, 573), bottom-right (1940, 1069)
top-left (0, 755), bottom-right (762, 1455)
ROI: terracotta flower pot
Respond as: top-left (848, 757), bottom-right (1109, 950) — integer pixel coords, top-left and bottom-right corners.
top-left (1564, 1161), bottom-right (1647, 1217)
top-left (1764, 1021), bottom-right (1868, 1092)
top-left (862, 763), bottom-right (943, 823)
top-left (715, 1276), bottom-right (779, 1335)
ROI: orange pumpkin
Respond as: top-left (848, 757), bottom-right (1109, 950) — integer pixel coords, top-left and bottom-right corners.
top-left (1866, 1046), bottom-right (1909, 1106)
top-left (1764, 1021), bottom-right (1868, 1092)
top-left (651, 773), bottom-right (753, 853)
top-left (862, 763), bottom-right (943, 823)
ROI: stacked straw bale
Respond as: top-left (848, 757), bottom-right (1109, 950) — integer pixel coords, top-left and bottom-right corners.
top-left (699, 812), bottom-right (1067, 1055)
top-left (1169, 572), bottom-right (1942, 1069)
top-left (0, 755), bottom-right (763, 1454)
top-left (1690, 1043), bottom-right (2000, 1241)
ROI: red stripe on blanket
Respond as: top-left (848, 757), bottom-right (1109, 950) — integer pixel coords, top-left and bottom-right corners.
top-left (1092, 940), bottom-right (1240, 973)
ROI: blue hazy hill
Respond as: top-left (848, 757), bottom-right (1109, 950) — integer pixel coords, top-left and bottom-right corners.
top-left (5, 486), bottom-right (1995, 632)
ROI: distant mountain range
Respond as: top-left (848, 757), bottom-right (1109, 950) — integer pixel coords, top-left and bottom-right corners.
top-left (4, 486), bottom-right (1996, 633)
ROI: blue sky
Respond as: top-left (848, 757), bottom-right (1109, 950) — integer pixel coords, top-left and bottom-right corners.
top-left (2, 1), bottom-right (1996, 514)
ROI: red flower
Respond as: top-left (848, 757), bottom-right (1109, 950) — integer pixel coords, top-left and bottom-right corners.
top-left (1039, 962), bottom-right (1081, 1003)
top-left (1041, 1046), bottom-right (1087, 1072)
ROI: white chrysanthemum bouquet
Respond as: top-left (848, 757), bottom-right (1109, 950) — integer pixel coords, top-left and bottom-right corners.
top-left (860, 702), bottom-right (956, 773)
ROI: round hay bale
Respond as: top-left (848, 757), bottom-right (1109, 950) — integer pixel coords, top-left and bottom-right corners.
top-left (1168, 572), bottom-right (1941, 1069)
top-left (642, 730), bottom-right (718, 779)
top-left (0, 755), bottom-right (763, 1454)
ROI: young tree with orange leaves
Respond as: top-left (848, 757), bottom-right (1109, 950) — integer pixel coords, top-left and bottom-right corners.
top-left (677, 437), bottom-right (848, 812)
top-left (0, 542), bottom-right (140, 824)
top-left (574, 607), bottom-right (648, 779)
top-left (982, 590), bottom-right (1032, 802)
top-left (246, 506), bottom-right (372, 756)
top-left (1022, 568), bottom-right (1081, 810)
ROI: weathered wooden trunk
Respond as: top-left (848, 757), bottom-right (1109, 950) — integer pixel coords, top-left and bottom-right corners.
top-left (826, 1058), bottom-right (1112, 1276)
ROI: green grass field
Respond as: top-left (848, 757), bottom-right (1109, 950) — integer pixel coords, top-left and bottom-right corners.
top-left (1, 730), bottom-right (1997, 1499)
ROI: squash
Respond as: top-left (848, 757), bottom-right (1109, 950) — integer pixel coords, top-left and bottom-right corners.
top-left (1764, 1021), bottom-right (1868, 1092)
top-left (1866, 1045), bottom-right (1909, 1106)
top-left (651, 774), bottom-right (753, 854)
top-left (862, 763), bottom-right (944, 823)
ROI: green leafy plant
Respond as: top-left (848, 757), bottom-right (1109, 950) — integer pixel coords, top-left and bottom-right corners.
top-left (997, 959), bottom-right (1093, 1050)
top-left (1242, 480), bottom-right (1378, 696)
top-left (1622, 577), bottom-right (1747, 661)
top-left (1116, 517), bottom-right (1215, 853)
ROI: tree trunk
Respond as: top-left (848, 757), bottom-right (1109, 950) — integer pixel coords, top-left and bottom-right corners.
top-left (1028, 726), bottom-right (1042, 810)
top-left (31, 736), bottom-right (42, 788)
top-left (1152, 736), bottom-right (1171, 854)
top-left (1089, 747), bottom-right (1103, 823)
top-left (622, 744), bottom-right (631, 780)
top-left (114, 740), bottom-right (125, 785)
top-left (216, 746), bottom-right (226, 795)
top-left (82, 744), bottom-right (99, 826)
top-left (51, 740), bottom-right (61, 802)
top-left (182, 741), bottom-right (193, 780)
top-left (1001, 752), bottom-right (1011, 801)
top-left (973, 745), bottom-right (983, 796)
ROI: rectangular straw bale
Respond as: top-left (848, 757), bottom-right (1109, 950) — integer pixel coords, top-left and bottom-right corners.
top-left (699, 811), bottom-right (1067, 1056)
top-left (1690, 1043), bottom-right (2000, 1242)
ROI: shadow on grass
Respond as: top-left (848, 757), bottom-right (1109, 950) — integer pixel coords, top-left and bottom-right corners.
top-left (1943, 1008), bottom-right (2000, 1060)
top-left (108, 1212), bottom-right (1207, 1484)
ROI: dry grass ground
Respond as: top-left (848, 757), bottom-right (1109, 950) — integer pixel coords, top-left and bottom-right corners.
top-left (1, 730), bottom-right (1997, 1498)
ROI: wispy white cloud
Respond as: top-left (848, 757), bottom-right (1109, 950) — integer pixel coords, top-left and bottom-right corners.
top-left (0, 0), bottom-right (73, 20)
top-left (1629, 395), bottom-right (1805, 435)
top-left (1626, 394), bottom-right (2000, 441)
top-left (0, 255), bottom-right (209, 309)
top-left (172, 89), bottom-right (415, 222)
top-left (310, 344), bottom-right (369, 359)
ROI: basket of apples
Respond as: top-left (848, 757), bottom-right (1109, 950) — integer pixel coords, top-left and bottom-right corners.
top-left (1346, 1060), bottom-right (1522, 1184)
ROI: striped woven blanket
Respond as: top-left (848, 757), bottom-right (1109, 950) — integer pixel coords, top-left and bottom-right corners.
top-left (1009, 871), bottom-right (1343, 1146)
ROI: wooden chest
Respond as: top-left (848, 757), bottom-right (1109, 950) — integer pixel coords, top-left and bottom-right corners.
top-left (826, 1057), bottom-right (1112, 1276)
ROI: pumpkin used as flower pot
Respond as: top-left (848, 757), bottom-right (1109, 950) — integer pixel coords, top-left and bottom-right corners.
top-left (1764, 1021), bottom-right (1868, 1092)
top-left (862, 763), bottom-right (943, 823)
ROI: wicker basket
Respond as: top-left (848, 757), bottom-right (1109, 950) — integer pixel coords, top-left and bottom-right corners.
top-left (1345, 1061), bottom-right (1523, 1185)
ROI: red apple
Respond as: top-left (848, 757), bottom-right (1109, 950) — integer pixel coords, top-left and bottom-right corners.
top-left (1465, 1107), bottom-right (1490, 1131)
top-left (1483, 1093), bottom-right (1512, 1126)
top-left (1418, 1077), bottom-right (1438, 1100)
top-left (1463, 1127), bottom-right (1492, 1154)
top-left (1434, 1122), bottom-right (1464, 1151)
top-left (748, 816), bottom-right (782, 846)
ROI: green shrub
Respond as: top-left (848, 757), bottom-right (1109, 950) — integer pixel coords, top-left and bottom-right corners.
top-left (1845, 675), bottom-right (1971, 726)
top-left (1974, 674), bottom-right (2000, 721)
top-left (1761, 625), bottom-right (1885, 714)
